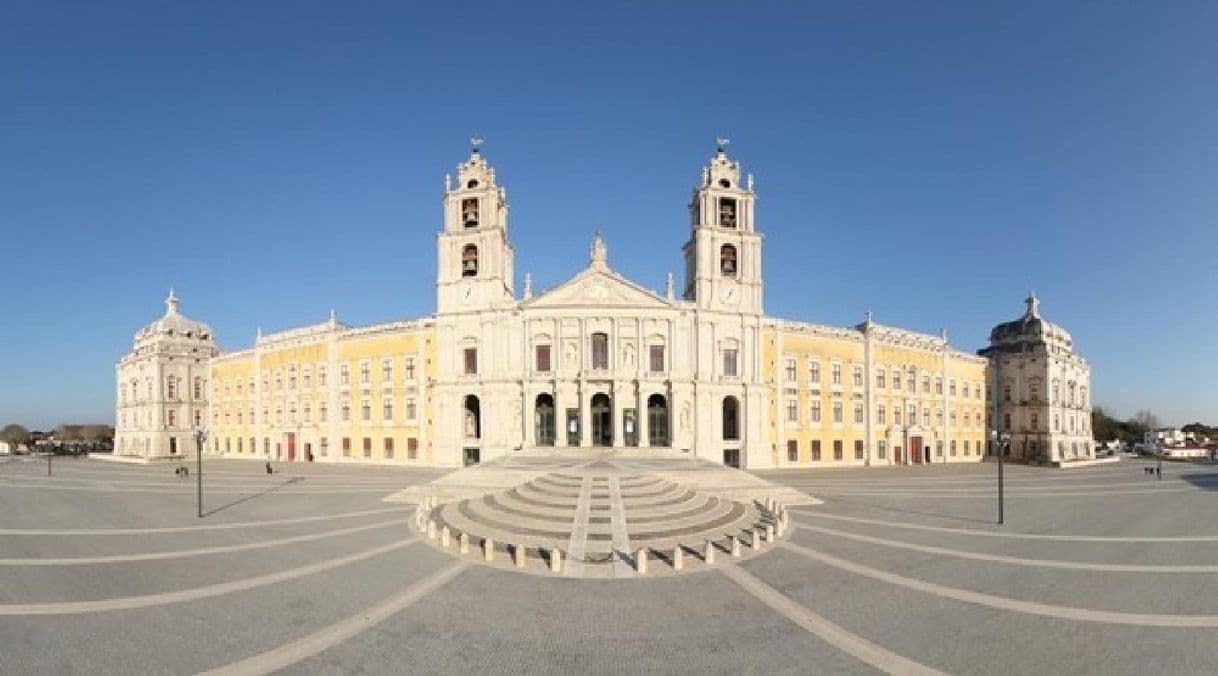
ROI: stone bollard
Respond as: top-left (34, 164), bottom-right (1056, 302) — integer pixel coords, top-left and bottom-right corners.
top-left (551, 548), bottom-right (563, 573)
top-left (514, 544), bottom-right (526, 568)
top-left (484, 537), bottom-right (495, 562)
top-left (705, 540), bottom-right (716, 565)
top-left (441, 526), bottom-right (451, 548)
top-left (766, 524), bottom-right (775, 542)
top-left (752, 529), bottom-right (761, 551)
top-left (637, 548), bottom-right (648, 574)
top-left (460, 532), bottom-right (470, 554)
top-left (426, 519), bottom-right (437, 539)
top-left (731, 537), bottom-right (742, 558)
top-left (673, 545), bottom-right (684, 571)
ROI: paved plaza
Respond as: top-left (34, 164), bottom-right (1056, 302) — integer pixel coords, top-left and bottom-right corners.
top-left (1, 454), bottom-right (1217, 674)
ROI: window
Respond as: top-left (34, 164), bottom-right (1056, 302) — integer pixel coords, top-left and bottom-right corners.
top-left (275, 408), bottom-right (282, 424)
top-left (404, 358), bottom-right (416, 381)
top-left (809, 360), bottom-right (821, 383)
top-left (384, 437), bottom-right (394, 458)
top-left (908, 404), bottom-right (917, 425)
top-left (1004, 413), bottom-right (1012, 430)
top-left (406, 398), bottom-right (417, 420)
top-left (877, 440), bottom-right (887, 459)
top-left (1031, 413), bottom-right (1039, 430)
top-left (1003, 384), bottom-right (1011, 402)
top-left (852, 365), bottom-right (863, 388)
top-left (718, 197), bottom-right (737, 227)
top-left (166, 376), bottom-right (177, 399)
top-left (462, 197), bottom-right (479, 227)
top-left (810, 440), bottom-right (821, 461)
top-left (320, 437), bottom-right (328, 457)
top-left (787, 440), bottom-right (798, 462)
top-left (935, 377), bottom-right (943, 395)
top-left (360, 362), bottom-right (370, 385)
top-left (591, 333), bottom-right (609, 369)
top-left (892, 368), bottom-right (902, 390)
top-left (936, 440), bottom-right (944, 457)
top-left (833, 439), bottom-right (843, 461)
top-left (167, 409), bottom-right (176, 427)
top-left (382, 359), bottom-right (392, 382)
top-left (462, 244), bottom-right (479, 277)
top-left (407, 437), bottom-right (419, 459)
top-left (949, 379), bottom-right (957, 396)
top-left (342, 437), bottom-right (351, 457)
top-left (810, 400), bottom-right (821, 423)
top-left (853, 402), bottom-right (864, 424)
top-left (877, 404), bottom-right (886, 425)
top-left (319, 402), bottom-right (328, 422)
top-left (288, 367), bottom-right (296, 390)
top-left (303, 404), bottom-right (311, 423)
top-left (723, 348), bottom-right (738, 377)
top-left (720, 244), bottom-right (737, 276)
top-left (536, 345), bottom-right (552, 372)
top-left (237, 410), bottom-right (243, 424)
top-left (922, 375), bottom-right (930, 393)
top-left (194, 410), bottom-right (202, 427)
top-left (289, 402), bottom-right (297, 423)
top-left (361, 400), bottom-right (371, 422)
top-left (832, 363), bottom-right (842, 385)
top-left (383, 397), bottom-right (393, 421)
top-left (935, 408), bottom-right (943, 426)
top-left (275, 371), bottom-right (283, 390)
top-left (950, 440), bottom-right (957, 456)
top-left (962, 382), bottom-right (969, 398)
top-left (340, 364), bottom-right (349, 385)
top-left (907, 371), bottom-right (915, 392)
top-left (303, 368), bottom-right (311, 389)
top-left (464, 348), bottom-right (478, 375)
top-left (341, 401), bottom-right (350, 421)
top-left (963, 440), bottom-right (970, 456)
top-left (362, 437), bottom-right (371, 458)
top-left (832, 401), bottom-right (843, 423)
top-left (854, 440), bottom-right (864, 460)
top-left (318, 365), bottom-right (327, 387)
top-left (976, 383), bottom-right (982, 399)
top-left (894, 407), bottom-right (902, 425)
top-left (649, 344), bottom-right (664, 373)
top-left (786, 399), bottom-right (798, 423)
top-left (950, 410), bottom-right (957, 426)
top-left (722, 397), bottom-right (740, 440)
top-left (193, 377), bottom-right (203, 399)
top-left (785, 358), bottom-right (797, 381)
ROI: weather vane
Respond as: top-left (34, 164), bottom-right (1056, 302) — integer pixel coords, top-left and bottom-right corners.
top-left (716, 136), bottom-right (730, 152)
top-left (470, 135), bottom-right (484, 153)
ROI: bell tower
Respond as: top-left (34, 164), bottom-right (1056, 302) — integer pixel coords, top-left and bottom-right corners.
top-left (437, 138), bottom-right (516, 314)
top-left (682, 138), bottom-right (763, 314)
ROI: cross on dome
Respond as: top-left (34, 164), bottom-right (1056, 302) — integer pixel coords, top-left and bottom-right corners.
top-left (165, 288), bottom-right (180, 315)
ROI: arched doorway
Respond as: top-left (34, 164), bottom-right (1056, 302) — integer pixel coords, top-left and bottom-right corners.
top-left (722, 396), bottom-right (740, 441)
top-left (591, 393), bottom-right (612, 447)
top-left (535, 394), bottom-right (556, 446)
top-left (647, 394), bottom-right (669, 447)
top-left (463, 395), bottom-right (481, 440)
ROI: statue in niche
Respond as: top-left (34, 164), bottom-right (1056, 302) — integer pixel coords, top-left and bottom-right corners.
top-left (680, 401), bottom-right (692, 431)
top-left (565, 342), bottom-right (578, 368)
top-left (623, 344), bottom-right (635, 369)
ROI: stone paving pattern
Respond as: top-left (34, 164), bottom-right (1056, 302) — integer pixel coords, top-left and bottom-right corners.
top-left (2, 454), bottom-right (1218, 674)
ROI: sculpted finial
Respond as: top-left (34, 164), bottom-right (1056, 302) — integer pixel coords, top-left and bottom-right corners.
top-left (165, 288), bottom-right (180, 315)
top-left (523, 273), bottom-right (533, 300)
top-left (444, 173), bottom-right (452, 192)
top-left (470, 135), bottom-right (484, 154)
top-left (590, 230), bottom-right (607, 267)
top-left (716, 136), bottom-right (730, 153)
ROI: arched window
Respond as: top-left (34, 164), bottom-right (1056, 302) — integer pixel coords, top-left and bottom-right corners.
top-left (647, 394), bottom-right (669, 447)
top-left (722, 396), bottom-right (740, 441)
top-left (720, 244), bottom-right (737, 277)
top-left (463, 395), bottom-right (481, 439)
top-left (462, 245), bottom-right (478, 277)
top-left (461, 198), bottom-right (479, 227)
top-left (718, 197), bottom-right (737, 227)
top-left (535, 394), bottom-right (555, 446)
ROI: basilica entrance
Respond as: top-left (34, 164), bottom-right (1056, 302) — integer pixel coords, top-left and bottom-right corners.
top-left (591, 393), bottom-right (613, 447)
top-left (535, 394), bottom-right (556, 446)
top-left (647, 394), bottom-right (669, 447)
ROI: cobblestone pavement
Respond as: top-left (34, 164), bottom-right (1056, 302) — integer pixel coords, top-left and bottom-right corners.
top-left (2, 454), bottom-right (1217, 674)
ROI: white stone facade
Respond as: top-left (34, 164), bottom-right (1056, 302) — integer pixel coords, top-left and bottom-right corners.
top-left (114, 292), bottom-right (219, 460)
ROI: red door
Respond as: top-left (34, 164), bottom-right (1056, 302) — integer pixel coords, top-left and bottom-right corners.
top-left (909, 437), bottom-right (923, 465)
top-left (287, 433), bottom-right (296, 462)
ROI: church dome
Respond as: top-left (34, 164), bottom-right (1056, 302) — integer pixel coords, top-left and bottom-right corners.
top-left (133, 290), bottom-right (215, 347)
top-left (988, 294), bottom-right (1072, 349)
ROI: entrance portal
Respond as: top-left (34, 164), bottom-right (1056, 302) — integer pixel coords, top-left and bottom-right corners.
top-left (909, 436), bottom-right (923, 465)
top-left (647, 394), bottom-right (669, 447)
top-left (591, 393), bottom-right (613, 447)
top-left (535, 394), bottom-right (556, 446)
top-left (286, 433), bottom-right (296, 462)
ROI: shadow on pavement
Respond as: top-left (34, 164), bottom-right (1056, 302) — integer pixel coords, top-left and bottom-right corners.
top-left (203, 476), bottom-right (305, 517)
top-left (1178, 473), bottom-right (1218, 491)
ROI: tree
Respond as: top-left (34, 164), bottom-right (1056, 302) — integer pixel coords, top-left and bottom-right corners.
top-left (1131, 410), bottom-right (1161, 432)
top-left (1, 424), bottom-right (30, 451)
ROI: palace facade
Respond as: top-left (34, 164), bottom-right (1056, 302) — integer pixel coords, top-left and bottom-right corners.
top-left (115, 143), bottom-right (1094, 468)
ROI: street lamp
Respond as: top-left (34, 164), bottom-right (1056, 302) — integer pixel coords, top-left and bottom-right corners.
top-left (990, 429), bottom-right (1009, 524)
top-left (194, 428), bottom-right (208, 518)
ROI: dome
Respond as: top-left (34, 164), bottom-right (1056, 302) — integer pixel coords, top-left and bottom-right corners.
top-left (133, 290), bottom-right (215, 347)
top-left (988, 293), bottom-right (1072, 348)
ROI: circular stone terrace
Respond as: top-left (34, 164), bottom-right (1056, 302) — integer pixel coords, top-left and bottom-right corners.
top-left (2, 452), bottom-right (1218, 674)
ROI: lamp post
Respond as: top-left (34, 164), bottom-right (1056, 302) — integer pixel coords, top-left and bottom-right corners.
top-left (194, 428), bottom-right (208, 518)
top-left (991, 429), bottom-right (1008, 524)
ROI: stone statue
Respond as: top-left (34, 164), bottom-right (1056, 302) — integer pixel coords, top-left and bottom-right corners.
top-left (680, 401), bottom-right (692, 431)
top-left (623, 344), bottom-right (635, 368)
top-left (590, 230), bottom-right (607, 267)
top-left (565, 342), bottom-right (578, 367)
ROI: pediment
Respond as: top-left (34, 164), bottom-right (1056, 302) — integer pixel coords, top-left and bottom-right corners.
top-left (525, 268), bottom-right (671, 310)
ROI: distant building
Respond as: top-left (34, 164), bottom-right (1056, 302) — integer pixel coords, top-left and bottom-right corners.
top-left (980, 294), bottom-right (1095, 464)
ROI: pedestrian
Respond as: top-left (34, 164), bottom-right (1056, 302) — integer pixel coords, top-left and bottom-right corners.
top-left (265, 461), bottom-right (273, 475)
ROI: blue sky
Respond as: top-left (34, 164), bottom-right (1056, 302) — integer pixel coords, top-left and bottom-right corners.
top-left (2, 1), bottom-right (1215, 430)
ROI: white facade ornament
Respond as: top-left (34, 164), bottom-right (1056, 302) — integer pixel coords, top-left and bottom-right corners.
top-left (590, 231), bottom-right (608, 268)
top-left (523, 273), bottom-right (533, 300)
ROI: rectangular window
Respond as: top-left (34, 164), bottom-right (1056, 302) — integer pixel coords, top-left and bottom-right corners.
top-left (854, 439), bottom-right (864, 460)
top-left (809, 361), bottom-right (821, 383)
top-left (950, 440), bottom-right (957, 456)
top-left (877, 440), bottom-right (887, 460)
top-left (405, 358), bottom-right (415, 381)
top-left (362, 437), bottom-right (371, 458)
top-left (964, 440), bottom-right (971, 455)
top-left (832, 363), bottom-right (842, 385)
top-left (894, 407), bottom-right (902, 425)
top-left (319, 402), bottom-right (328, 422)
top-left (962, 382), bottom-right (969, 398)
top-left (649, 345), bottom-right (664, 373)
top-left (950, 379), bottom-right (957, 396)
top-left (341, 401), bottom-right (350, 421)
top-left (833, 440), bottom-right (843, 461)
top-left (592, 333), bottom-right (609, 369)
top-left (342, 437), bottom-right (351, 457)
top-left (922, 375), bottom-right (931, 393)
top-left (935, 378), bottom-right (943, 395)
top-left (319, 437), bottom-right (328, 457)
top-left (382, 359), bottom-right (392, 382)
top-left (407, 437), bottom-right (418, 459)
top-left (787, 440), bottom-right (798, 462)
top-left (360, 362), bottom-right (370, 385)
top-left (318, 365), bottom-right (327, 387)
top-left (852, 365), bottom-right (863, 388)
top-left (383, 398), bottom-right (393, 421)
top-left (786, 399), bottom-right (798, 423)
top-left (303, 369), bottom-right (311, 389)
top-left (877, 370), bottom-right (885, 389)
top-left (384, 437), bottom-right (394, 458)
top-left (853, 403), bottom-right (864, 424)
top-left (464, 348), bottom-right (478, 375)
top-left (303, 405), bottom-right (311, 423)
top-left (784, 358), bottom-right (797, 382)
top-left (810, 400), bottom-right (821, 423)
top-left (167, 409), bottom-right (176, 427)
top-left (908, 404), bottom-right (917, 426)
top-left (877, 404), bottom-right (886, 425)
top-left (893, 370), bottom-right (901, 390)
top-left (833, 402), bottom-right (843, 423)
top-left (340, 364), bottom-right (349, 385)
top-left (723, 349), bottom-right (738, 377)
top-left (406, 398), bottom-right (417, 420)
top-left (361, 400), bottom-right (371, 422)
top-left (536, 345), bottom-right (552, 373)
top-left (288, 367), bottom-right (296, 390)
top-left (907, 372), bottom-right (915, 392)
top-left (810, 440), bottom-right (821, 461)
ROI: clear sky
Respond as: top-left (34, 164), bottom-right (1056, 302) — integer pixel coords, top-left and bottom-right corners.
top-left (2, 1), bottom-right (1215, 430)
